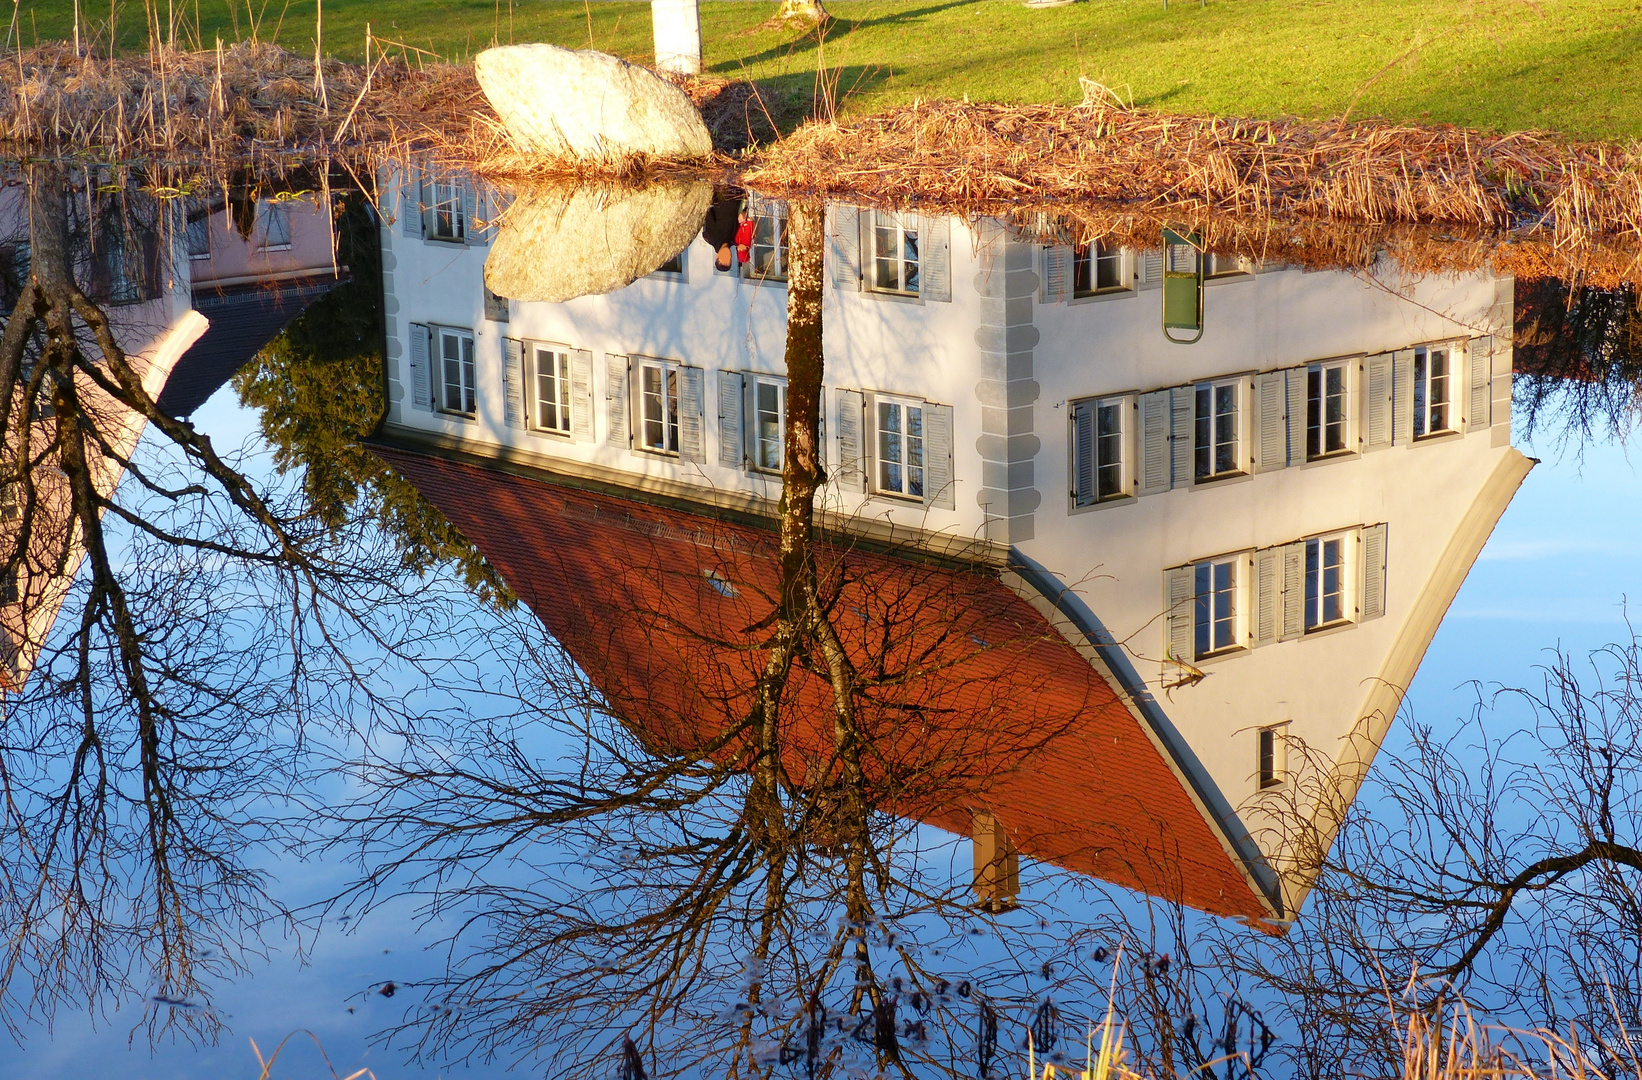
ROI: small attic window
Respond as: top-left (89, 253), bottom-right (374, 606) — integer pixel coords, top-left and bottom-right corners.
top-left (702, 569), bottom-right (738, 599)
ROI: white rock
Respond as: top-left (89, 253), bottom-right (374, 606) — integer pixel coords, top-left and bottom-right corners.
top-left (484, 180), bottom-right (713, 303)
top-left (474, 43), bottom-right (713, 162)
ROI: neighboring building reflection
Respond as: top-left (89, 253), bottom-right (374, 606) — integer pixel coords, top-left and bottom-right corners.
top-left (0, 180), bottom-right (340, 690)
top-left (372, 164), bottom-right (1531, 924)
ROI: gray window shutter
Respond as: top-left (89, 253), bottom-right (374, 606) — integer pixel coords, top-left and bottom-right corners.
top-left (461, 181), bottom-right (481, 245)
top-left (1363, 352), bottom-right (1393, 451)
top-left (679, 366), bottom-right (706, 462)
top-left (830, 206), bottom-right (862, 291)
top-left (1255, 371), bottom-right (1287, 473)
top-left (1169, 386), bottom-right (1193, 489)
top-left (571, 349), bottom-right (595, 442)
top-left (419, 168), bottom-right (437, 238)
top-left (1041, 246), bottom-right (1072, 304)
top-left (1253, 548), bottom-right (1280, 647)
top-left (408, 323), bottom-right (432, 412)
top-left (1138, 249), bottom-right (1164, 289)
top-left (1071, 399), bottom-right (1095, 506)
top-left (503, 337), bottom-right (525, 430)
top-left (1284, 367), bottom-right (1306, 466)
top-left (1164, 565), bottom-right (1195, 663)
top-left (1359, 523), bottom-right (1388, 621)
top-left (1467, 336), bottom-right (1492, 430)
top-left (606, 353), bottom-right (630, 448)
top-left (924, 402), bottom-right (955, 509)
top-left (1392, 349), bottom-right (1415, 445)
top-left (921, 216), bottom-right (952, 303)
top-left (834, 388), bottom-right (866, 491)
top-left (400, 167), bottom-right (422, 238)
top-left (1136, 390), bottom-right (1172, 496)
top-left (1279, 542), bottom-right (1306, 641)
top-left (718, 369), bottom-right (744, 468)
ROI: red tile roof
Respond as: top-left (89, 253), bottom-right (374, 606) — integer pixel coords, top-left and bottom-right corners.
top-left (375, 445), bottom-right (1274, 921)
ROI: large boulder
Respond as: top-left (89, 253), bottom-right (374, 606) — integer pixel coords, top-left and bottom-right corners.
top-left (484, 180), bottom-right (713, 303)
top-left (474, 44), bottom-right (713, 162)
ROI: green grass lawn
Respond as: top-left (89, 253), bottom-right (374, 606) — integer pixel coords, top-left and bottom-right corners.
top-left (15, 0), bottom-right (1642, 139)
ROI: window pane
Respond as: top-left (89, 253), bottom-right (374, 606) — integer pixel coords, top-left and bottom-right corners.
top-left (666, 369), bottom-right (679, 452)
top-left (1212, 561), bottom-right (1235, 650)
top-left (1095, 243), bottom-right (1123, 290)
top-left (906, 405), bottom-right (924, 497)
top-left (1305, 538), bottom-right (1320, 629)
top-left (1194, 387), bottom-right (1212, 480)
top-left (878, 401), bottom-right (903, 492)
top-left (1214, 384), bottom-right (1237, 474)
top-left (1428, 348), bottom-right (1449, 432)
top-left (1413, 352), bottom-right (1428, 437)
top-left (1324, 366), bottom-right (1346, 452)
top-left (757, 381), bottom-right (781, 470)
top-left (536, 349), bottom-right (558, 430)
top-left (1322, 538), bottom-right (1344, 624)
top-left (1307, 368), bottom-right (1322, 460)
top-left (1071, 245), bottom-right (1093, 295)
top-left (462, 337), bottom-right (476, 415)
top-left (902, 228), bottom-right (920, 294)
top-left (642, 365), bottom-right (665, 449)
top-left (441, 334), bottom-right (462, 412)
top-left (1194, 563), bottom-right (1212, 659)
top-left (1096, 402), bottom-right (1122, 500)
top-left (874, 220), bottom-right (898, 290)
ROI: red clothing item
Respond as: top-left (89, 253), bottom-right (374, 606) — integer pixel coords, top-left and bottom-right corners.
top-left (734, 219), bottom-right (755, 264)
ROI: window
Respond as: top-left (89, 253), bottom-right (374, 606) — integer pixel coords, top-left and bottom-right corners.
top-left (1071, 395), bottom-right (1128, 506)
top-left (0, 568), bottom-right (16, 606)
top-left (752, 376), bottom-right (786, 472)
top-left (427, 179), bottom-right (467, 243)
top-left (1257, 726), bottom-right (1287, 788)
top-left (869, 212), bottom-right (920, 295)
top-left (639, 358), bottom-right (682, 454)
top-left (258, 204), bottom-right (291, 250)
top-left (437, 328), bottom-right (476, 416)
top-left (532, 345), bottom-right (572, 434)
top-left (1413, 344), bottom-right (1453, 436)
top-left (653, 249), bottom-right (685, 276)
top-left (1194, 380), bottom-right (1241, 481)
top-left (1304, 535), bottom-right (1349, 631)
top-left (875, 396), bottom-right (925, 498)
top-left (1194, 557), bottom-right (1239, 658)
top-left (1306, 360), bottom-right (1350, 459)
top-left (1207, 253), bottom-right (1250, 278)
top-left (747, 209), bottom-right (788, 282)
top-left (1072, 241), bottom-right (1125, 296)
top-left (185, 214), bottom-right (211, 260)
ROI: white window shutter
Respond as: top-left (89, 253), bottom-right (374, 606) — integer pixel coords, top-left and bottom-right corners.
top-left (1467, 336), bottom-right (1492, 430)
top-left (834, 389), bottom-right (866, 491)
top-left (1254, 371), bottom-right (1286, 473)
top-left (679, 366), bottom-right (706, 462)
top-left (1164, 565), bottom-right (1195, 663)
top-left (1360, 523), bottom-right (1388, 621)
top-left (921, 216), bottom-right (952, 302)
top-left (1363, 353), bottom-right (1393, 451)
top-left (407, 323), bottom-right (432, 411)
top-left (570, 350), bottom-right (595, 442)
top-left (1169, 386), bottom-right (1193, 489)
top-left (400, 166), bottom-right (422, 238)
top-left (923, 402), bottom-right (956, 509)
top-left (1284, 367), bottom-right (1307, 466)
top-left (503, 338), bottom-right (525, 429)
top-left (1392, 349), bottom-right (1415, 445)
top-left (1136, 390), bottom-right (1172, 496)
top-left (1253, 548), bottom-right (1280, 647)
top-left (1041, 246), bottom-right (1072, 304)
top-left (605, 353), bottom-right (630, 448)
top-left (1279, 542), bottom-right (1306, 641)
top-left (718, 370), bottom-right (744, 468)
top-left (1071, 399), bottom-right (1095, 506)
top-left (830, 206), bottom-right (862, 291)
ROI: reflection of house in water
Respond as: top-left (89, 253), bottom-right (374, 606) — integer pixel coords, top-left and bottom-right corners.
top-left (0, 183), bottom-right (340, 689)
top-left (372, 166), bottom-right (1531, 924)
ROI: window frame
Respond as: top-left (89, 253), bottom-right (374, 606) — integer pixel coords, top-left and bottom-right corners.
top-left (257, 203), bottom-right (292, 251)
top-left (1070, 393), bottom-right (1133, 508)
top-left (530, 342), bottom-right (574, 437)
top-left (636, 356), bottom-right (683, 456)
top-left (749, 374), bottom-right (788, 474)
top-left (1303, 531), bottom-right (1354, 633)
top-left (434, 326), bottom-right (477, 418)
top-left (650, 248), bottom-right (688, 280)
top-left (1193, 377), bottom-right (1246, 483)
top-left (1305, 358), bottom-right (1353, 461)
top-left (872, 392), bottom-right (927, 500)
top-left (1193, 555), bottom-right (1243, 660)
top-left (1206, 252), bottom-right (1253, 280)
top-left (1071, 241), bottom-right (1128, 298)
top-left (867, 211), bottom-right (921, 297)
top-left (1413, 342), bottom-right (1457, 438)
top-left (744, 206), bottom-right (789, 284)
top-left (426, 178), bottom-right (468, 244)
